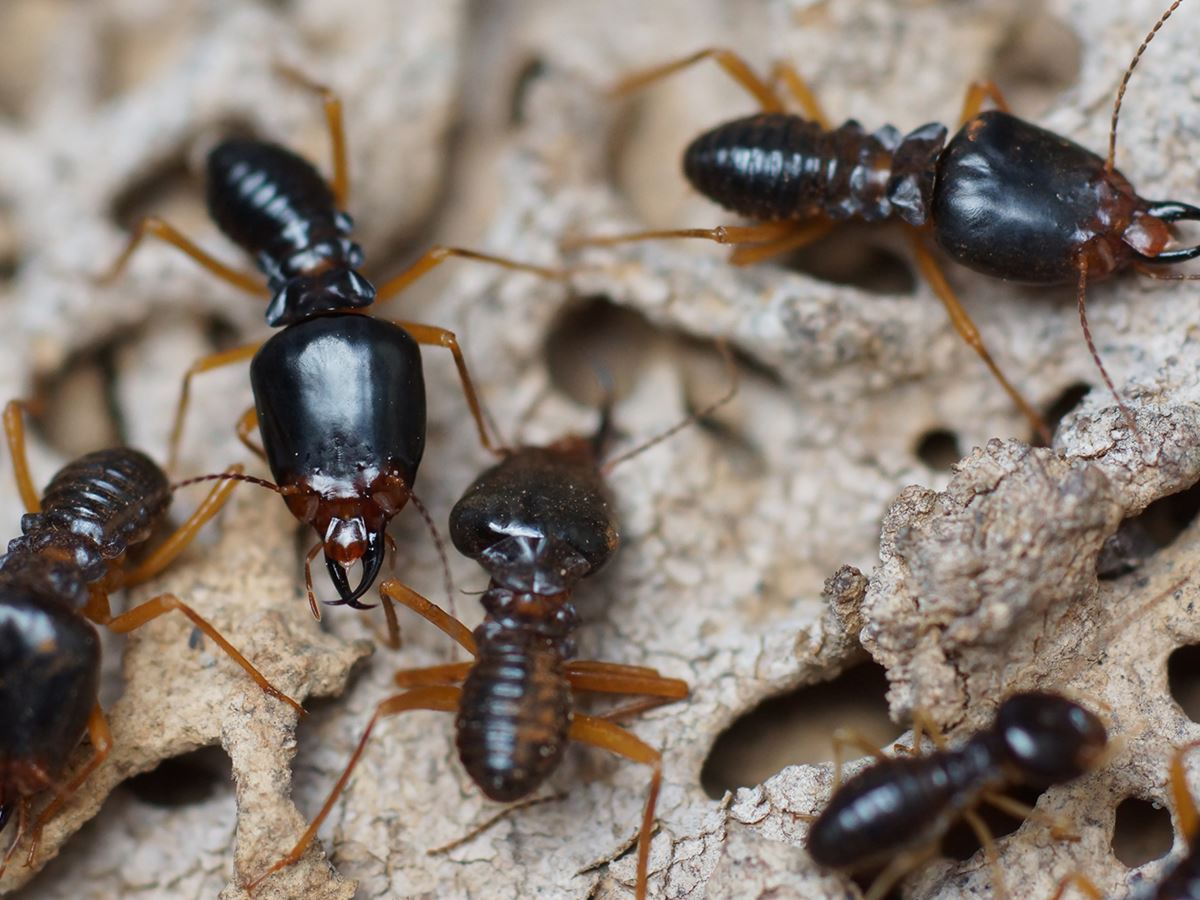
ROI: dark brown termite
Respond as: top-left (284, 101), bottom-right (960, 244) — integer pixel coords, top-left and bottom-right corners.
top-left (245, 352), bottom-right (738, 899)
top-left (570, 1), bottom-right (1197, 444)
top-left (0, 400), bottom-right (299, 872)
top-left (805, 692), bottom-right (1110, 900)
top-left (97, 66), bottom-right (563, 628)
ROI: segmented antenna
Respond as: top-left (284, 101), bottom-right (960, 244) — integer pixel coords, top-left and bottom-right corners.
top-left (1108, 0), bottom-right (1184, 172)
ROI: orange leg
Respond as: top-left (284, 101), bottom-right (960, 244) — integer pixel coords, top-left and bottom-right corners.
top-left (120, 464), bottom-right (243, 588)
top-left (244, 685), bottom-right (462, 893)
top-left (861, 841), bottom-right (939, 900)
top-left (1170, 740), bottom-right (1200, 847)
top-left (566, 669), bottom-right (689, 701)
top-left (1049, 872), bottom-right (1106, 900)
top-left (236, 406), bottom-right (266, 461)
top-left (768, 60), bottom-right (830, 127)
top-left (96, 216), bottom-right (265, 295)
top-left (23, 705), bottom-right (112, 866)
top-left (373, 246), bottom-right (565, 308)
top-left (2, 400), bottom-right (41, 514)
top-left (959, 79), bottom-right (1010, 125)
top-left (379, 579), bottom-right (478, 655)
top-left (167, 342), bottom-right (264, 472)
top-left (563, 219), bottom-right (796, 253)
top-left (390, 321), bottom-right (499, 455)
top-left (831, 728), bottom-right (887, 789)
top-left (909, 234), bottom-right (1052, 444)
top-left (962, 807), bottom-right (1008, 900)
top-left (727, 220), bottom-right (834, 266)
top-left (393, 661), bottom-right (474, 688)
top-left (100, 592), bottom-right (302, 714)
top-left (568, 713), bottom-right (663, 900)
top-left (274, 65), bottom-right (349, 208)
top-left (567, 660), bottom-right (661, 678)
top-left (611, 48), bottom-right (785, 113)
top-left (906, 707), bottom-right (948, 753)
top-left (980, 790), bottom-right (1077, 840)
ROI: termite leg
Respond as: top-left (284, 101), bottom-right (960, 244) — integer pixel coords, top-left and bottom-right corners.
top-left (96, 216), bottom-right (265, 295)
top-left (727, 221), bottom-right (834, 266)
top-left (0, 798), bottom-right (29, 877)
top-left (959, 79), bottom-right (1011, 125)
top-left (611, 48), bottom-right (785, 113)
top-left (563, 219), bottom-right (795, 253)
top-left (768, 61), bottom-right (830, 127)
top-left (379, 579), bottom-right (478, 655)
top-left (905, 707), bottom-right (948, 753)
top-left (1048, 872), bottom-right (1105, 900)
top-left (236, 406), bottom-right (266, 460)
top-left (393, 662), bottom-right (473, 688)
top-left (831, 728), bottom-right (888, 789)
top-left (243, 686), bottom-right (461, 893)
top-left (167, 342), bottom-right (265, 472)
top-left (565, 663), bottom-right (689, 723)
top-left (24, 705), bottom-right (112, 865)
top-left (1170, 740), bottom-right (1200, 848)
top-left (101, 592), bottom-right (302, 714)
top-left (862, 842), bottom-right (939, 900)
top-left (373, 246), bottom-right (564, 308)
top-left (274, 65), bottom-right (349, 208)
top-left (2, 400), bottom-right (41, 514)
top-left (963, 808), bottom-right (1008, 900)
top-left (389, 322), bottom-right (499, 455)
top-left (909, 233), bottom-right (1052, 444)
top-left (569, 713), bottom-right (663, 900)
top-left (979, 790), bottom-right (1077, 840)
top-left (121, 465), bottom-right (243, 587)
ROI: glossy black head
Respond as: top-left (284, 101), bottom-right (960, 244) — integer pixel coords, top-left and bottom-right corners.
top-left (449, 441), bottom-right (619, 585)
top-left (0, 585), bottom-right (99, 802)
top-left (933, 111), bottom-right (1158, 283)
top-left (992, 692), bottom-right (1107, 787)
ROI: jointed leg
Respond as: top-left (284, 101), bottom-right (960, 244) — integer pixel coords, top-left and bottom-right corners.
top-left (906, 708), bottom-right (948, 753)
top-left (96, 217), bottom-right (265, 295)
top-left (24, 705), bottom-right (112, 865)
top-left (980, 790), bottom-right (1077, 840)
top-left (563, 220), bottom-right (796, 253)
top-left (390, 322), bottom-right (499, 454)
top-left (373, 246), bottom-right (565, 308)
top-left (566, 669), bottom-right (689, 702)
top-left (861, 842), bottom-right (939, 900)
top-left (569, 714), bottom-right (663, 900)
top-left (1170, 741), bottom-right (1200, 847)
top-left (728, 220), bottom-right (833, 266)
top-left (102, 592), bottom-right (302, 714)
top-left (909, 234), bottom-right (1052, 444)
top-left (0, 798), bottom-right (29, 877)
top-left (1049, 872), bottom-right (1105, 900)
top-left (167, 342), bottom-right (264, 472)
top-left (236, 406), bottom-right (266, 461)
top-left (303, 540), bottom-right (323, 620)
top-left (393, 661), bottom-right (473, 688)
top-left (274, 65), bottom-right (349, 208)
top-left (611, 48), bottom-right (785, 113)
top-left (121, 465), bottom-right (243, 587)
top-left (963, 808), bottom-right (1008, 900)
top-left (3, 400), bottom-right (41, 514)
top-left (831, 728), bottom-right (887, 788)
top-left (243, 686), bottom-right (462, 893)
top-left (379, 579), bottom-right (477, 655)
top-left (768, 61), bottom-right (830, 127)
top-left (567, 660), bottom-right (661, 678)
top-left (959, 79), bottom-right (1010, 125)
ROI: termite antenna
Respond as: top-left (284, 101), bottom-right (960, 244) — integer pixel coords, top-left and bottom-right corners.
top-left (407, 488), bottom-right (458, 623)
top-left (1107, 0), bottom-right (1184, 172)
top-left (1075, 259), bottom-right (1146, 450)
top-left (170, 471), bottom-right (294, 494)
top-left (600, 339), bottom-right (739, 475)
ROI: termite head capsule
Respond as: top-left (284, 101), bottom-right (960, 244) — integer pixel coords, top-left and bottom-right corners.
top-left (992, 691), bottom-right (1108, 787)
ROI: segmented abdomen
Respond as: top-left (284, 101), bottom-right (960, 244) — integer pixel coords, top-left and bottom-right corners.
top-left (683, 114), bottom-right (947, 226)
top-left (206, 139), bottom-right (344, 266)
top-left (26, 447), bottom-right (171, 561)
top-left (807, 737), bottom-right (999, 870)
top-left (456, 630), bottom-right (571, 803)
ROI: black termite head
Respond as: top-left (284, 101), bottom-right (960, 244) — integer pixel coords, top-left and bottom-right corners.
top-left (205, 139), bottom-right (375, 327)
top-left (0, 579), bottom-right (100, 819)
top-left (991, 691), bottom-right (1108, 787)
top-left (448, 435), bottom-right (620, 594)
